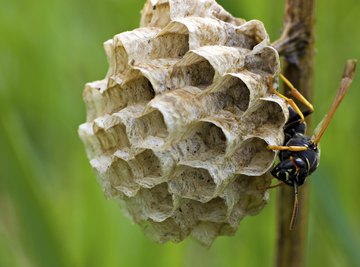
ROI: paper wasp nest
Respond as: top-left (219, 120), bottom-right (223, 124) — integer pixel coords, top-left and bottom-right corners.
top-left (79, 0), bottom-right (288, 246)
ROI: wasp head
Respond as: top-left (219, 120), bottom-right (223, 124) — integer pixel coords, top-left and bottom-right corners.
top-left (271, 157), bottom-right (307, 186)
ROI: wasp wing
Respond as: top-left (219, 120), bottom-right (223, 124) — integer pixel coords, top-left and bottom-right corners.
top-left (312, 59), bottom-right (357, 145)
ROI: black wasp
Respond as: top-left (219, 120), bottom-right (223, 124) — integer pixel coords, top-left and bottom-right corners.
top-left (266, 60), bottom-right (357, 230)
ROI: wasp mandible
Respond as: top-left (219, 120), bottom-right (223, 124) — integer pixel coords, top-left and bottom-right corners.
top-left (267, 59), bottom-right (357, 230)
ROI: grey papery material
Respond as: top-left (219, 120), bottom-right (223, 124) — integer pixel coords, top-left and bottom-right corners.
top-left (79, 0), bottom-right (288, 246)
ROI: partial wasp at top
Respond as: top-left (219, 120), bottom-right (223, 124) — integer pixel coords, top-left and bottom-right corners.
top-left (266, 59), bottom-right (357, 230)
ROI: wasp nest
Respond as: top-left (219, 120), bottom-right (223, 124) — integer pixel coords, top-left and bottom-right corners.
top-left (79, 0), bottom-right (288, 246)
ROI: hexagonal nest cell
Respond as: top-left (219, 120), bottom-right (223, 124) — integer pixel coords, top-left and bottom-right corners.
top-left (78, 0), bottom-right (289, 246)
top-left (171, 56), bottom-right (215, 89)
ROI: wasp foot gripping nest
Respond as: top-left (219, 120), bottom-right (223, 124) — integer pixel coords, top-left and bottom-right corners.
top-left (79, 0), bottom-right (288, 246)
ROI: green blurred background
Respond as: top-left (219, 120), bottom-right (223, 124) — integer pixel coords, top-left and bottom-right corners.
top-left (0, 0), bottom-right (359, 266)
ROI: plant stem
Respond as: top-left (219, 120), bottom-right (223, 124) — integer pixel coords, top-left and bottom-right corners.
top-left (273, 0), bottom-right (316, 267)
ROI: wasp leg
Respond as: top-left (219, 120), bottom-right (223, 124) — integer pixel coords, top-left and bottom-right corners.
top-left (267, 145), bottom-right (308, 151)
top-left (268, 76), bottom-right (305, 122)
top-left (280, 74), bottom-right (314, 114)
top-left (257, 181), bottom-right (284, 191)
top-left (267, 181), bottom-right (284, 189)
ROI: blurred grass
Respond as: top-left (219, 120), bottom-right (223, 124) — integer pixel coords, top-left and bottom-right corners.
top-left (0, 0), bottom-right (359, 266)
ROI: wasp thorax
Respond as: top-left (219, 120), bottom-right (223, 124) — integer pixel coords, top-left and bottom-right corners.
top-left (78, 0), bottom-right (289, 246)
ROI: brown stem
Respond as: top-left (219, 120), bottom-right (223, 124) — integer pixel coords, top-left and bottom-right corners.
top-left (274, 0), bottom-right (316, 267)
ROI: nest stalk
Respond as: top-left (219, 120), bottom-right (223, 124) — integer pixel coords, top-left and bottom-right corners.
top-left (273, 0), bottom-right (316, 266)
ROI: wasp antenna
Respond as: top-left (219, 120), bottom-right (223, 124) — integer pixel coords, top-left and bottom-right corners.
top-left (312, 59), bottom-right (357, 145)
top-left (289, 182), bottom-right (299, 231)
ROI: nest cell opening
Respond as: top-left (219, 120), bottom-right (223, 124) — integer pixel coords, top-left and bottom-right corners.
top-left (198, 122), bottom-right (227, 153)
top-left (235, 21), bottom-right (267, 50)
top-left (141, 183), bottom-right (174, 222)
top-left (243, 100), bottom-right (286, 134)
top-left (245, 47), bottom-right (279, 75)
top-left (238, 192), bottom-right (267, 216)
top-left (233, 173), bottom-right (270, 193)
top-left (170, 202), bottom-right (197, 232)
top-left (169, 166), bottom-right (217, 203)
top-left (233, 33), bottom-right (259, 50)
top-left (136, 109), bottom-right (169, 141)
top-left (196, 197), bottom-right (228, 223)
top-left (122, 75), bottom-right (156, 104)
top-left (142, 218), bottom-right (184, 244)
top-left (182, 121), bottom-right (227, 158)
top-left (101, 84), bottom-right (127, 114)
top-left (172, 58), bottom-right (215, 89)
top-left (232, 137), bottom-right (275, 175)
top-left (214, 76), bottom-right (250, 114)
top-left (176, 133), bottom-right (206, 159)
top-left (224, 27), bottom-right (263, 50)
top-left (172, 197), bottom-right (228, 230)
top-left (135, 149), bottom-right (162, 178)
top-left (108, 157), bottom-right (139, 197)
top-left (190, 221), bottom-right (230, 246)
top-left (89, 76), bottom-right (155, 119)
top-left (95, 123), bottom-right (130, 153)
top-left (151, 33), bottom-right (190, 59)
top-left (124, 183), bottom-right (174, 225)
